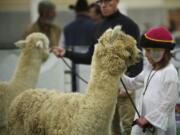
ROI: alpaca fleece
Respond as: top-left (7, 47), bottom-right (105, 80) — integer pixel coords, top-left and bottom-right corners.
top-left (8, 26), bottom-right (141, 135)
top-left (0, 33), bottom-right (49, 135)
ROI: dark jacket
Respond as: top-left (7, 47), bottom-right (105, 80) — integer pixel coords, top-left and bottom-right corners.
top-left (65, 10), bottom-right (143, 77)
top-left (64, 14), bottom-right (95, 47)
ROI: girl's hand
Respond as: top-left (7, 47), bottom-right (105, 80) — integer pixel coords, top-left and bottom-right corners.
top-left (136, 117), bottom-right (149, 128)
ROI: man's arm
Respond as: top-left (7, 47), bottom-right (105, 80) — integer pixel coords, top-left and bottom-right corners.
top-left (53, 23), bottom-right (98, 65)
top-left (65, 44), bottom-right (94, 64)
top-left (52, 43), bottom-right (95, 65)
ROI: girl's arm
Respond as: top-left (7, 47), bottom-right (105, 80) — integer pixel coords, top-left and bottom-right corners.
top-left (121, 70), bottom-right (145, 91)
top-left (145, 80), bottom-right (179, 130)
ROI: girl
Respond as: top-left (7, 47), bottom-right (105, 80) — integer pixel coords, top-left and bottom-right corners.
top-left (122, 26), bottom-right (179, 135)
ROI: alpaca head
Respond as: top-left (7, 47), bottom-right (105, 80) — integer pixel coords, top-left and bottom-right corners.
top-left (15, 32), bottom-right (50, 62)
top-left (94, 25), bottom-right (142, 76)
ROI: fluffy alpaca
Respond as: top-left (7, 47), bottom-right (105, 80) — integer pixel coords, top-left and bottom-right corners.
top-left (8, 26), bottom-right (141, 135)
top-left (0, 33), bottom-right (49, 135)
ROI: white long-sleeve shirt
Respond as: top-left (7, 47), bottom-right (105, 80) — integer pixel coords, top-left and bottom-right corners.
top-left (122, 62), bottom-right (179, 135)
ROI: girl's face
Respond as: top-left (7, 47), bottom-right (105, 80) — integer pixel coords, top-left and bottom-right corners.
top-left (145, 48), bottom-right (166, 65)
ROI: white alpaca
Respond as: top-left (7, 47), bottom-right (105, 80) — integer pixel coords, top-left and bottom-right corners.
top-left (0, 33), bottom-right (49, 135)
top-left (8, 26), bottom-right (141, 135)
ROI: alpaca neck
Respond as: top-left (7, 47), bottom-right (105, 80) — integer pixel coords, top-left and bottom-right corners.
top-left (86, 60), bottom-right (121, 113)
top-left (10, 50), bottom-right (42, 89)
top-left (87, 61), bottom-right (120, 100)
top-left (87, 70), bottom-right (120, 100)
top-left (83, 60), bottom-right (121, 133)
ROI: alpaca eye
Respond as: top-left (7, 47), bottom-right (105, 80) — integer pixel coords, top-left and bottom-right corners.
top-left (128, 56), bottom-right (132, 60)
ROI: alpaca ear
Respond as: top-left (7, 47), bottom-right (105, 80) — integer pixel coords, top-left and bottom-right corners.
top-left (36, 40), bottom-right (43, 49)
top-left (106, 28), bottom-right (113, 33)
top-left (15, 40), bottom-right (27, 48)
top-left (110, 25), bottom-right (122, 43)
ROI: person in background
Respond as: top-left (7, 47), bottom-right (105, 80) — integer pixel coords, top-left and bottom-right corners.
top-left (23, 0), bottom-right (60, 49)
top-left (168, 8), bottom-right (180, 33)
top-left (53, 1), bottom-right (143, 134)
top-left (57, 0), bottom-right (96, 91)
top-left (53, 0), bottom-right (142, 65)
top-left (60, 0), bottom-right (95, 49)
top-left (122, 26), bottom-right (179, 135)
top-left (89, 2), bottom-right (103, 23)
top-left (168, 8), bottom-right (180, 49)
